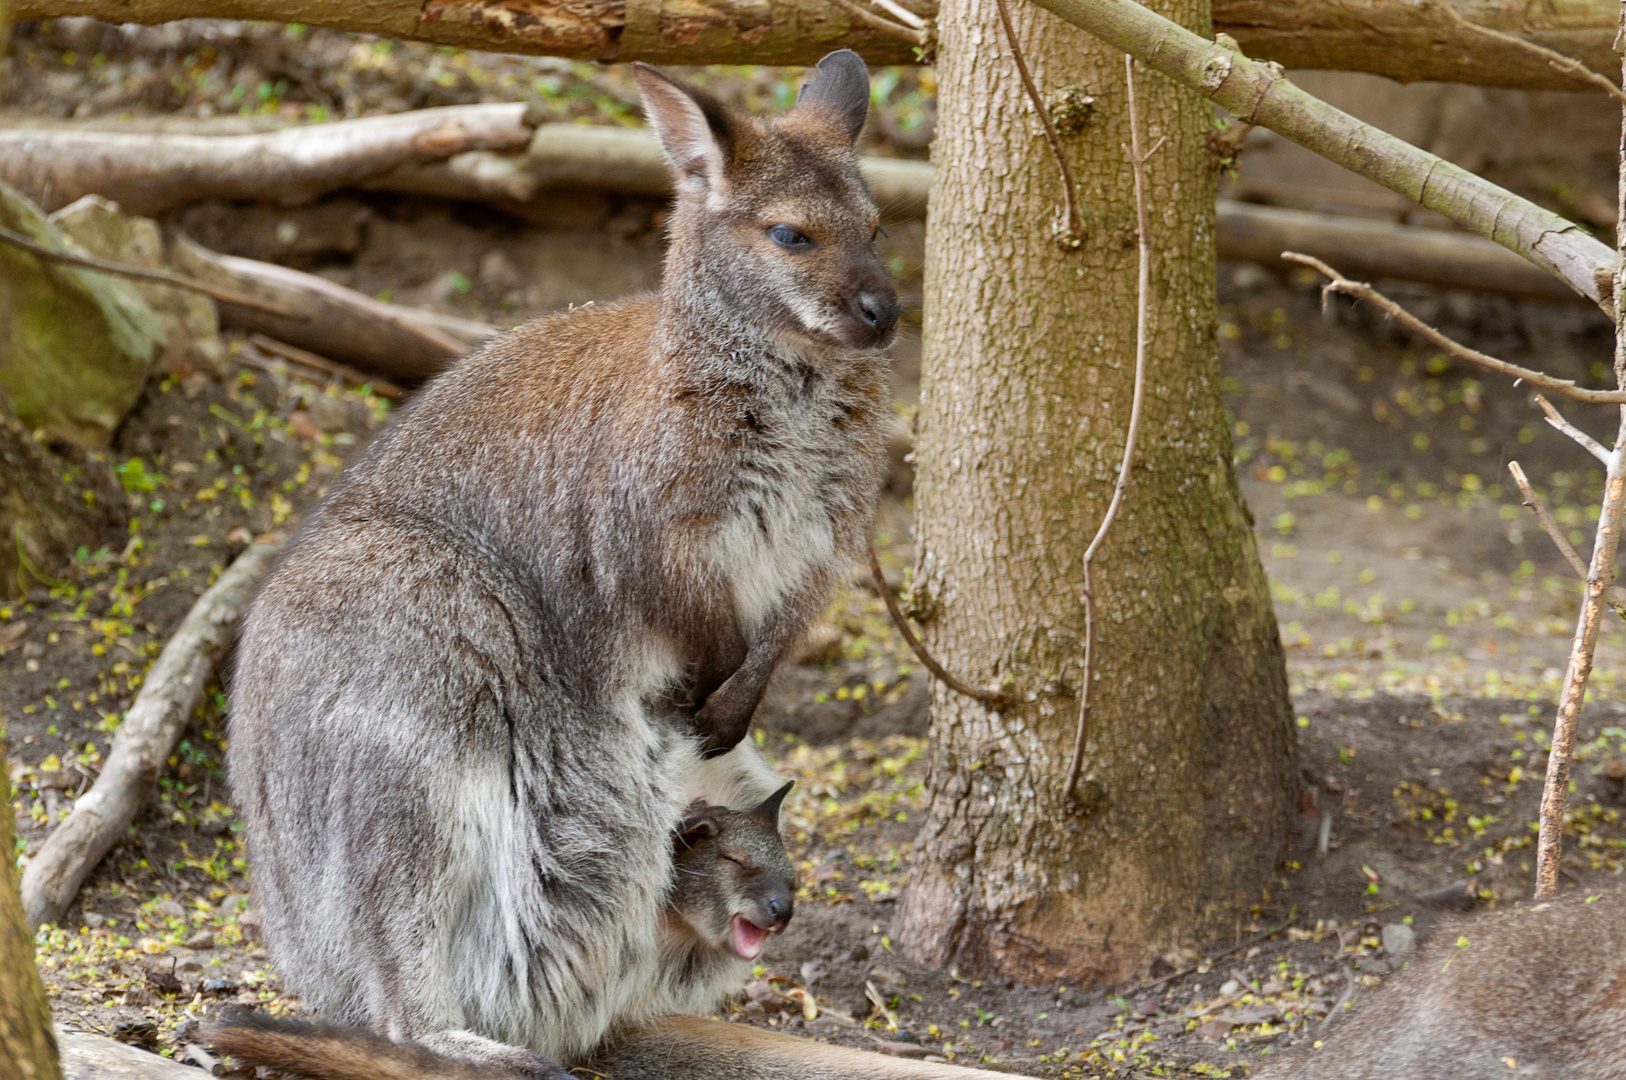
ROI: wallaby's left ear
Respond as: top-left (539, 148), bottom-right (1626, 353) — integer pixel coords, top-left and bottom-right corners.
top-left (674, 812), bottom-right (720, 852)
top-left (753, 781), bottom-right (795, 826)
top-left (635, 63), bottom-right (732, 192)
top-left (794, 49), bottom-right (870, 144)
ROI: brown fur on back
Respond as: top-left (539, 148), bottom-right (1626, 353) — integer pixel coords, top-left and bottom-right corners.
top-left (1260, 887), bottom-right (1626, 1079)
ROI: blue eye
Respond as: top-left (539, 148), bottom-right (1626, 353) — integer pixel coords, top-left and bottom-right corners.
top-left (769, 224), bottom-right (813, 250)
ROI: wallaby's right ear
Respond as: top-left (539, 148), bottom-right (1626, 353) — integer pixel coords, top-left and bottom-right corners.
top-left (634, 64), bottom-right (730, 194)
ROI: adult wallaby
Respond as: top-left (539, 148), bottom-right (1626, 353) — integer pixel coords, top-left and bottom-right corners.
top-left (226, 48), bottom-right (955, 1079)
top-left (206, 786), bottom-right (800, 1080)
top-left (1259, 887), bottom-right (1626, 1079)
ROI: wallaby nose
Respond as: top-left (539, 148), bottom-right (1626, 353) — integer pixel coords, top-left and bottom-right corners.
top-left (856, 289), bottom-right (901, 338)
top-left (765, 891), bottom-right (793, 927)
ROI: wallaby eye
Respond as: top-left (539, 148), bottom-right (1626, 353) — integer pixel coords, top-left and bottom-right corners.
top-left (768, 224), bottom-right (814, 251)
top-left (720, 854), bottom-right (749, 870)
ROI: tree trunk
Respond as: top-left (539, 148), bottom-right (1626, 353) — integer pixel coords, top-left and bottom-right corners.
top-left (1, 770), bottom-right (62, 1080)
top-left (8, 0), bottom-right (1619, 92)
top-left (897, 0), bottom-right (1298, 986)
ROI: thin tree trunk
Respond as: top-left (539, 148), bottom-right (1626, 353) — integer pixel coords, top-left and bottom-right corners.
top-left (1, 772), bottom-right (62, 1080)
top-left (8, 0), bottom-right (1619, 91)
top-left (897, 0), bottom-right (1297, 985)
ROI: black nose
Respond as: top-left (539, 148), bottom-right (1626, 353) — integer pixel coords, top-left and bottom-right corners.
top-left (766, 892), bottom-right (793, 925)
top-left (856, 289), bottom-right (900, 338)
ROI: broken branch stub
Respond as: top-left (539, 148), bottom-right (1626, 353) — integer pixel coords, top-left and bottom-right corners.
top-left (19, 540), bottom-right (283, 932)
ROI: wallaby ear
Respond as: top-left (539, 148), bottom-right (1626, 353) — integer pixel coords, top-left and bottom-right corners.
top-left (752, 781), bottom-right (795, 827)
top-left (793, 49), bottom-right (870, 144)
top-left (634, 63), bottom-right (730, 191)
top-left (674, 812), bottom-right (720, 852)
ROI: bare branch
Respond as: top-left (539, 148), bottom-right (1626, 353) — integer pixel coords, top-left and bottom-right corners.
top-left (992, 0), bottom-right (1084, 248)
top-left (826, 0), bottom-right (930, 44)
top-left (1026, 0), bottom-right (1619, 308)
top-left (1431, 0), bottom-right (1626, 103)
top-left (1283, 253), bottom-right (1626, 404)
top-left (866, 542), bottom-right (1005, 707)
top-left (1534, 414), bottom-right (1626, 899)
top-left (247, 335), bottom-right (406, 401)
top-left (1507, 461), bottom-right (1626, 618)
top-left (0, 224), bottom-right (302, 319)
top-left (1065, 55), bottom-right (1157, 805)
top-left (1509, 461), bottom-right (1592, 581)
top-left (1535, 394), bottom-right (1612, 463)
top-left (868, 0), bottom-right (928, 30)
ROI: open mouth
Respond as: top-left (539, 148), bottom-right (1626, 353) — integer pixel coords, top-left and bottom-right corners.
top-left (730, 915), bottom-right (773, 960)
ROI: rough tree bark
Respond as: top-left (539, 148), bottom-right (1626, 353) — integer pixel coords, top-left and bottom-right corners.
top-left (1, 771), bottom-right (62, 1080)
top-left (8, 0), bottom-right (1619, 91)
top-left (897, 0), bottom-right (1297, 985)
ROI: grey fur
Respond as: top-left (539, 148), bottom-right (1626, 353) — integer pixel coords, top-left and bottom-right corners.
top-left (204, 796), bottom-right (798, 1080)
top-left (227, 52), bottom-right (893, 1073)
top-left (1259, 887), bottom-right (1626, 1079)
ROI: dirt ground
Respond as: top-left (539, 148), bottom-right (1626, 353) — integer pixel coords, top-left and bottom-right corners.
top-left (6, 18), bottom-right (1626, 1080)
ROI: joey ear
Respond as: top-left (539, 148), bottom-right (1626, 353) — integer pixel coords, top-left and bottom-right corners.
top-left (634, 63), bottom-right (730, 190)
top-left (793, 49), bottom-right (870, 144)
top-left (752, 781), bottom-right (795, 827)
top-left (674, 814), bottom-right (719, 852)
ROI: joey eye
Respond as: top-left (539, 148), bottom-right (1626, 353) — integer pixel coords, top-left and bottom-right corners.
top-left (768, 224), bottom-right (814, 251)
top-left (720, 854), bottom-right (749, 870)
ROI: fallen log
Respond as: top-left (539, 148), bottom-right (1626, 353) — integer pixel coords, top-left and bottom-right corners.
top-left (58, 1031), bottom-right (203, 1080)
top-left (171, 236), bottom-right (494, 382)
top-left (19, 540), bottom-right (283, 933)
top-left (0, 104), bottom-right (537, 215)
top-left (374, 128), bottom-right (1590, 304)
top-left (1216, 202), bottom-right (1587, 305)
top-left (7, 0), bottom-right (1619, 92)
top-left (367, 123), bottom-right (934, 221)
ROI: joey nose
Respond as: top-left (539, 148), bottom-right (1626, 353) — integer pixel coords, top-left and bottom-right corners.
top-left (856, 289), bottom-right (900, 338)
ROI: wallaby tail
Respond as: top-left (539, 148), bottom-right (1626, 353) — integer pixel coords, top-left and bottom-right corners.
top-left (589, 1015), bottom-right (1000, 1079)
top-left (203, 1013), bottom-right (532, 1080)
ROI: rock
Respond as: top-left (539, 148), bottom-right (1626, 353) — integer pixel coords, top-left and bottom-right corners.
top-left (745, 979), bottom-right (783, 1013)
top-left (81, 911), bottom-right (106, 928)
top-left (50, 195), bottom-right (224, 377)
top-left (740, 1000), bottom-right (767, 1019)
top-left (237, 907), bottom-right (263, 942)
top-left (1195, 1018), bottom-right (1234, 1042)
top-left (202, 977), bottom-right (239, 997)
top-left (1219, 978), bottom-right (1242, 996)
top-left (799, 960), bottom-right (828, 988)
top-left (867, 965), bottom-right (908, 992)
top-left (1, 179), bottom-right (164, 447)
top-left (153, 899), bottom-right (185, 919)
top-left (183, 930), bottom-right (216, 950)
top-left (302, 390), bottom-right (351, 433)
top-left (1382, 922), bottom-right (1417, 957)
top-left (1260, 979), bottom-right (1288, 995)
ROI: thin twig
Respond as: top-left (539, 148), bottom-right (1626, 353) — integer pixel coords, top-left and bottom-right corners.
top-left (992, 0), bottom-right (1084, 248)
top-left (1535, 414), bottom-right (1626, 899)
top-left (1284, 253), bottom-right (1626, 404)
top-left (866, 0), bottom-right (926, 30)
top-left (1064, 55), bottom-right (1157, 806)
top-left (866, 542), bottom-right (1004, 707)
top-left (1535, 394), bottom-right (1611, 463)
top-left (1319, 966), bottom-right (1358, 1031)
top-left (1506, 462), bottom-right (1626, 618)
top-left (1138, 913), bottom-right (1298, 993)
top-left (247, 334), bottom-right (405, 400)
top-left (1431, 0), bottom-right (1626, 103)
top-left (827, 0), bottom-right (929, 44)
top-left (0, 224), bottom-right (304, 319)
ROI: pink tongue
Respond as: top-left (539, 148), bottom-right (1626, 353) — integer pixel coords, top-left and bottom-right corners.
top-left (731, 916), bottom-right (769, 960)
